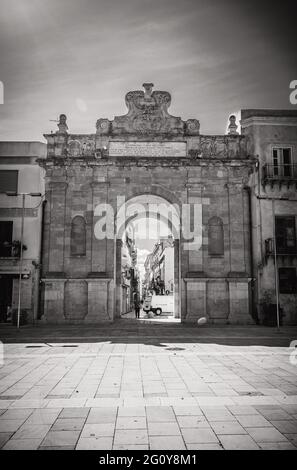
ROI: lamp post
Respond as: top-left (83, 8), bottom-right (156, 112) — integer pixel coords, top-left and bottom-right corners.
top-left (6, 192), bottom-right (42, 328)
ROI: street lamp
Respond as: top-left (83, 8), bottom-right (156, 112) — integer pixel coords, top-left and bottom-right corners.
top-left (6, 192), bottom-right (42, 328)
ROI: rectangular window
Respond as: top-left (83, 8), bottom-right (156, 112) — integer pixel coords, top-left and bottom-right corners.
top-left (0, 170), bottom-right (18, 193)
top-left (279, 268), bottom-right (297, 294)
top-left (0, 221), bottom-right (13, 257)
top-left (272, 148), bottom-right (292, 177)
top-left (275, 216), bottom-right (296, 254)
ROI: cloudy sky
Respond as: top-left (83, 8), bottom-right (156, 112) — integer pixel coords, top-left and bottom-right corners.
top-left (0, 0), bottom-right (296, 140)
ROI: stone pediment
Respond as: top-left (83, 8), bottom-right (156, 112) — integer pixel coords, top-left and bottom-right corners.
top-left (96, 83), bottom-right (200, 136)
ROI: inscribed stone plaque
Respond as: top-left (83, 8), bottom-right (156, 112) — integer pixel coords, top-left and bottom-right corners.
top-left (109, 141), bottom-right (186, 157)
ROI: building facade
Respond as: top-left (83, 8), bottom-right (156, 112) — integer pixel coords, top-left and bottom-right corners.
top-left (120, 224), bottom-right (138, 314)
top-left (0, 142), bottom-right (46, 323)
top-left (39, 83), bottom-right (256, 324)
top-left (143, 253), bottom-right (154, 299)
top-left (241, 110), bottom-right (297, 325)
top-left (143, 237), bottom-right (174, 296)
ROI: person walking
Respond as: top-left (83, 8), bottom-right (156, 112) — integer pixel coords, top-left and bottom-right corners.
top-left (134, 298), bottom-right (140, 319)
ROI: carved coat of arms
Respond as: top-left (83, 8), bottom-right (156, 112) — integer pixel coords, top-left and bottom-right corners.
top-left (112, 83), bottom-right (184, 135)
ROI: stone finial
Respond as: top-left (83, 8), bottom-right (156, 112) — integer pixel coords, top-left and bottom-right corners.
top-left (228, 115), bottom-right (239, 135)
top-left (57, 114), bottom-right (68, 133)
top-left (143, 83), bottom-right (154, 98)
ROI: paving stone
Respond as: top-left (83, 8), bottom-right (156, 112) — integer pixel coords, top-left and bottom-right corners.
top-left (41, 430), bottom-right (81, 447)
top-left (276, 396), bottom-right (297, 405)
top-left (146, 406), bottom-right (175, 422)
top-left (210, 421), bottom-right (247, 435)
top-left (284, 433), bottom-right (297, 446)
top-left (177, 416), bottom-right (210, 428)
top-left (236, 414), bottom-right (273, 428)
top-left (0, 419), bottom-right (26, 433)
top-left (47, 398), bottom-right (86, 408)
top-left (148, 421), bottom-right (181, 436)
top-left (227, 406), bottom-right (260, 416)
top-left (113, 444), bottom-right (149, 450)
top-left (123, 398), bottom-right (147, 407)
top-left (87, 407), bottom-right (117, 424)
top-left (181, 428), bottom-right (219, 444)
top-left (255, 407), bottom-right (292, 421)
top-left (232, 396), bottom-right (278, 406)
top-left (259, 388), bottom-right (284, 396)
top-left (86, 398), bottom-right (122, 407)
top-left (3, 438), bottom-right (43, 450)
top-left (76, 437), bottom-right (113, 450)
top-left (13, 424), bottom-right (51, 440)
top-left (196, 397), bottom-right (235, 406)
top-left (114, 429), bottom-right (148, 446)
top-left (173, 406), bottom-right (203, 416)
top-left (0, 433), bottom-right (13, 449)
top-left (0, 401), bottom-right (14, 409)
top-left (271, 420), bottom-right (297, 434)
top-left (39, 445), bottom-right (75, 450)
top-left (51, 418), bottom-right (86, 431)
top-left (1, 409), bottom-right (34, 420)
top-left (149, 435), bottom-right (186, 450)
top-left (116, 417), bottom-right (147, 429)
top-left (219, 434), bottom-right (260, 450)
top-left (58, 407), bottom-right (90, 419)
top-left (247, 426), bottom-right (288, 443)
top-left (186, 443), bottom-right (223, 450)
top-left (25, 409), bottom-right (61, 425)
top-left (10, 399), bottom-right (49, 409)
top-left (201, 407), bottom-right (236, 422)
top-left (117, 407), bottom-right (146, 417)
top-left (280, 405), bottom-right (297, 415)
top-left (81, 423), bottom-right (115, 438)
top-left (259, 442), bottom-right (296, 450)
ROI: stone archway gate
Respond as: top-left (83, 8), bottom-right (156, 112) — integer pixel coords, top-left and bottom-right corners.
top-left (39, 83), bottom-right (255, 324)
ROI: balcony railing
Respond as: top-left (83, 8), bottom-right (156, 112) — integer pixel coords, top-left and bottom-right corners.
top-left (262, 164), bottom-right (297, 186)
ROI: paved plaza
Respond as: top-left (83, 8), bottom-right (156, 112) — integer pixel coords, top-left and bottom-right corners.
top-left (0, 321), bottom-right (297, 450)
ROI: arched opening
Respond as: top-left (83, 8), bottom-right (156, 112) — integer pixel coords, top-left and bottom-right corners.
top-left (115, 194), bottom-right (181, 323)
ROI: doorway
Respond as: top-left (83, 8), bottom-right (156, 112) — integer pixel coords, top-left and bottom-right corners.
top-left (0, 275), bottom-right (13, 322)
top-left (115, 194), bottom-right (181, 322)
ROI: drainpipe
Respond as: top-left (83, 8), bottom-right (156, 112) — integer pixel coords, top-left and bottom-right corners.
top-left (245, 186), bottom-right (257, 323)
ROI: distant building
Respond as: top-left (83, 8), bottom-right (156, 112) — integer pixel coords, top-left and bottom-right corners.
top-left (143, 253), bottom-right (154, 297)
top-left (143, 236), bottom-right (174, 296)
top-left (0, 142), bottom-right (46, 323)
top-left (241, 110), bottom-right (297, 325)
top-left (159, 237), bottom-right (174, 294)
top-left (120, 224), bottom-right (138, 313)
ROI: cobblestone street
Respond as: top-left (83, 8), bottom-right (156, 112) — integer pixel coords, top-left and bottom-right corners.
top-left (0, 323), bottom-right (297, 450)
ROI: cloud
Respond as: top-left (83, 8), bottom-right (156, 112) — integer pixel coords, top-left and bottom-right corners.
top-left (0, 0), bottom-right (295, 140)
